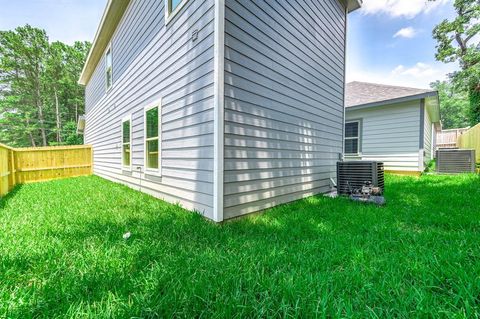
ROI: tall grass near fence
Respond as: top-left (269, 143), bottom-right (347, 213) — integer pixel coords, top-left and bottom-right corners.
top-left (457, 123), bottom-right (480, 163)
top-left (0, 144), bottom-right (92, 197)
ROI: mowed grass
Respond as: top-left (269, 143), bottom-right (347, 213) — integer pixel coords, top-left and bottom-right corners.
top-left (1, 174), bottom-right (480, 318)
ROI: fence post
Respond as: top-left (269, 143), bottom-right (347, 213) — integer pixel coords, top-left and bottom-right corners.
top-left (9, 148), bottom-right (16, 190)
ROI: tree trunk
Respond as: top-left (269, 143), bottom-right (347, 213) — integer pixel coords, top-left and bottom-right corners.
top-left (34, 78), bottom-right (47, 146)
top-left (26, 118), bottom-right (36, 147)
top-left (54, 89), bottom-right (62, 143)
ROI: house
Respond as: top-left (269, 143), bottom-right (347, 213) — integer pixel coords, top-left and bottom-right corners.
top-left (345, 81), bottom-right (441, 175)
top-left (78, 0), bottom-right (361, 222)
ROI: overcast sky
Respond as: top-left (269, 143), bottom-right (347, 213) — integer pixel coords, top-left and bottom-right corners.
top-left (0, 0), bottom-right (459, 89)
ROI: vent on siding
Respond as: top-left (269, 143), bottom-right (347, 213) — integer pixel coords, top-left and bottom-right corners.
top-left (436, 149), bottom-right (476, 174)
top-left (337, 161), bottom-right (385, 195)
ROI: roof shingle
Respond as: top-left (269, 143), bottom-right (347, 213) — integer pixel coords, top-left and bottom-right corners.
top-left (346, 81), bottom-right (436, 108)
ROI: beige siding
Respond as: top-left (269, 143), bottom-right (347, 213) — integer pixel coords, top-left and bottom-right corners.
top-left (345, 100), bottom-right (422, 172)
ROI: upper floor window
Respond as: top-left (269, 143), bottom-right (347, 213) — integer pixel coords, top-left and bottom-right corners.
top-left (345, 121), bottom-right (360, 155)
top-left (170, 0), bottom-right (182, 11)
top-left (166, 0), bottom-right (188, 23)
top-left (106, 46), bottom-right (113, 90)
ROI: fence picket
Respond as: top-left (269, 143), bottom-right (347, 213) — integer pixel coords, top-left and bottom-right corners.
top-left (0, 144), bottom-right (93, 197)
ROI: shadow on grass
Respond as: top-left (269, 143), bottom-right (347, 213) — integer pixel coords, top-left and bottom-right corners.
top-left (0, 184), bottom-right (23, 210)
top-left (4, 174), bottom-right (480, 317)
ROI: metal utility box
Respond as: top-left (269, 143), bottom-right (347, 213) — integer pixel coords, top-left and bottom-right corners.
top-left (337, 161), bottom-right (385, 195)
top-left (436, 149), bottom-right (476, 174)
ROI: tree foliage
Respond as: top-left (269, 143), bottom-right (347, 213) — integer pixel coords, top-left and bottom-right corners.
top-left (432, 0), bottom-right (480, 125)
top-left (431, 80), bottom-right (470, 129)
top-left (0, 25), bottom-right (90, 147)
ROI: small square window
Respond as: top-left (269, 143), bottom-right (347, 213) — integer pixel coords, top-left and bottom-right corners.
top-left (345, 121), bottom-right (360, 155)
top-left (170, 0), bottom-right (182, 11)
top-left (166, 0), bottom-right (188, 22)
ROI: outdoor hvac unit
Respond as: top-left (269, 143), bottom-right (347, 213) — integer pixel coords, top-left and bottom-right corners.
top-left (337, 161), bottom-right (385, 195)
top-left (436, 149), bottom-right (476, 174)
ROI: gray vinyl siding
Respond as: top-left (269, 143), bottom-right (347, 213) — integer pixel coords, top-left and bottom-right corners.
top-left (345, 101), bottom-right (422, 172)
top-left (223, 0), bottom-right (347, 218)
top-left (111, 0), bottom-right (162, 82)
top-left (85, 55), bottom-right (106, 113)
top-left (84, 0), bottom-right (216, 218)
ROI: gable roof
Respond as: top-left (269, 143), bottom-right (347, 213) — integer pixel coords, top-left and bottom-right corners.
top-left (346, 81), bottom-right (441, 123)
top-left (78, 0), bottom-right (131, 85)
top-left (346, 81), bottom-right (437, 108)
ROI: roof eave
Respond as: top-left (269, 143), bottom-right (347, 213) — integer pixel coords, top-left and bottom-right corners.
top-left (425, 92), bottom-right (441, 123)
top-left (78, 0), bottom-right (131, 85)
top-left (346, 91), bottom-right (439, 112)
top-left (347, 0), bottom-right (362, 13)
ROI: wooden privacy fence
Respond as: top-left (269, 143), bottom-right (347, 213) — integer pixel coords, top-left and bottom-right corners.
top-left (457, 123), bottom-right (480, 163)
top-left (0, 144), bottom-right (92, 197)
top-left (437, 127), bottom-right (470, 149)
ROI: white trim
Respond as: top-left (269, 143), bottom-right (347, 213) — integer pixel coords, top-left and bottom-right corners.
top-left (143, 98), bottom-right (162, 176)
top-left (121, 114), bottom-right (132, 171)
top-left (418, 149), bottom-right (425, 172)
top-left (165, 0), bottom-right (190, 25)
top-left (344, 120), bottom-right (360, 156)
top-left (105, 43), bottom-right (113, 92)
top-left (213, 0), bottom-right (225, 223)
top-left (431, 123), bottom-right (435, 160)
top-left (342, 5), bottom-right (348, 161)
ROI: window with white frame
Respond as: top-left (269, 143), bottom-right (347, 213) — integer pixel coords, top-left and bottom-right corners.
top-left (345, 121), bottom-right (360, 155)
top-left (122, 117), bottom-right (131, 168)
top-left (106, 46), bottom-right (113, 90)
top-left (166, 0), bottom-right (188, 21)
top-left (144, 102), bottom-right (161, 172)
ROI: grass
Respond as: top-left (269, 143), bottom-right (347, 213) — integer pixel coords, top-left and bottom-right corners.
top-left (1, 174), bottom-right (480, 318)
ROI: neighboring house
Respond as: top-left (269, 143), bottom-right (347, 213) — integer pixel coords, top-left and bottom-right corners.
top-left (345, 81), bottom-right (441, 175)
top-left (78, 0), bottom-right (361, 222)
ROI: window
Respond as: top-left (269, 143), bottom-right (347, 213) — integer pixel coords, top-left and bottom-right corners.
top-left (165, 0), bottom-right (188, 22)
top-left (122, 117), bottom-right (131, 169)
top-left (144, 101), bottom-right (161, 173)
top-left (170, 0), bottom-right (182, 11)
top-left (106, 46), bottom-right (113, 90)
top-left (345, 121), bottom-right (360, 155)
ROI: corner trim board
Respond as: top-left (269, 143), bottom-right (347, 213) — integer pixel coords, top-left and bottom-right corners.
top-left (213, 0), bottom-right (225, 222)
top-left (419, 99), bottom-right (425, 171)
top-left (342, 5), bottom-right (348, 160)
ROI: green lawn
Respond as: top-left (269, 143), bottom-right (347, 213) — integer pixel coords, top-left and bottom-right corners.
top-left (1, 174), bottom-right (480, 318)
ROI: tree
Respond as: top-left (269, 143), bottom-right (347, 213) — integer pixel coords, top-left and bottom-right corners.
top-left (0, 25), bottom-right (49, 146)
top-left (0, 25), bottom-right (90, 147)
top-left (432, 0), bottom-right (480, 125)
top-left (431, 80), bottom-right (470, 129)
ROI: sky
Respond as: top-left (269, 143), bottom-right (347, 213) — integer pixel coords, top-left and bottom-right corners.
top-left (0, 0), bottom-right (459, 89)
top-left (347, 0), bottom-right (459, 88)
